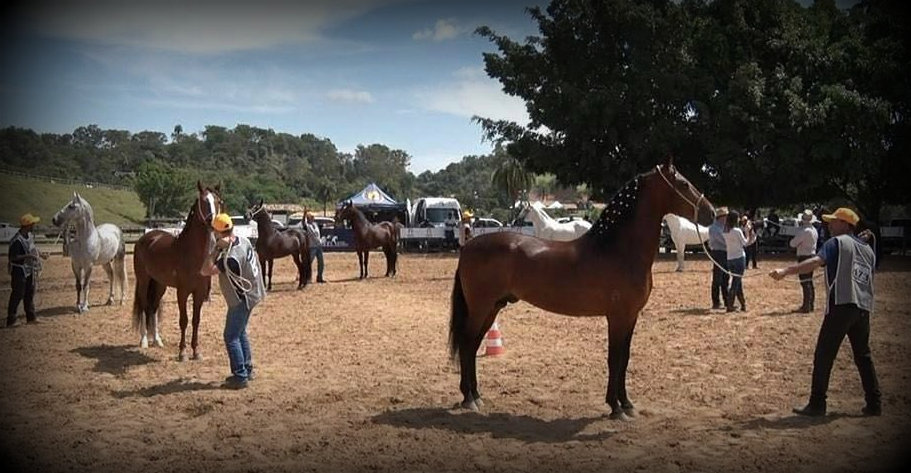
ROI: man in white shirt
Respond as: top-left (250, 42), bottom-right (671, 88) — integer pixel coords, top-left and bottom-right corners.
top-left (789, 209), bottom-right (819, 313)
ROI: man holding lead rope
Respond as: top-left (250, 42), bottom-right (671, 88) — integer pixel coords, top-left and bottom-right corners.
top-left (202, 213), bottom-right (266, 389)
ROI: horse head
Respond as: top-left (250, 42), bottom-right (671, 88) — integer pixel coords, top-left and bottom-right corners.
top-left (53, 192), bottom-right (93, 227)
top-left (651, 161), bottom-right (715, 227)
top-left (335, 200), bottom-right (355, 225)
top-left (193, 180), bottom-right (223, 228)
top-left (245, 198), bottom-right (266, 223)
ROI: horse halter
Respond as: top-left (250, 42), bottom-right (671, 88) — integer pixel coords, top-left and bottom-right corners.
top-left (248, 204), bottom-right (267, 219)
top-left (196, 190), bottom-right (218, 224)
top-left (655, 165), bottom-right (704, 222)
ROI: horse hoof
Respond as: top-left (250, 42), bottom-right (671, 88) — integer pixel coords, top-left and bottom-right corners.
top-left (608, 411), bottom-right (631, 421)
top-left (155, 339), bottom-right (164, 348)
top-left (105, 299), bottom-right (114, 306)
top-left (192, 353), bottom-right (204, 361)
top-left (474, 397), bottom-right (484, 408)
top-left (460, 400), bottom-right (480, 411)
top-left (178, 353), bottom-right (189, 362)
top-left (140, 339), bottom-right (149, 349)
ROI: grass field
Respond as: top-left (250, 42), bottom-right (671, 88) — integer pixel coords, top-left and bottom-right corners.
top-left (0, 172), bottom-right (145, 226)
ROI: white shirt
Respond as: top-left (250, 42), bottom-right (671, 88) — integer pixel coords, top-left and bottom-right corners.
top-left (723, 228), bottom-right (747, 260)
top-left (789, 224), bottom-right (818, 256)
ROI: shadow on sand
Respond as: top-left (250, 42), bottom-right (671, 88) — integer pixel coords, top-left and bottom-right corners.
top-left (372, 407), bottom-right (616, 443)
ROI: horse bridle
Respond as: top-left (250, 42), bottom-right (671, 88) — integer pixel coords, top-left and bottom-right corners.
top-left (196, 189), bottom-right (218, 224)
top-left (655, 165), bottom-right (705, 222)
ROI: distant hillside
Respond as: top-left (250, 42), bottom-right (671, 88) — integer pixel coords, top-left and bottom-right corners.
top-left (0, 172), bottom-right (145, 227)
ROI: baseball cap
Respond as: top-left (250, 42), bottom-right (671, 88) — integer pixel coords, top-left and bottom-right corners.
top-left (19, 213), bottom-right (41, 226)
top-left (821, 207), bottom-right (859, 226)
top-left (462, 210), bottom-right (474, 219)
top-left (211, 213), bottom-right (234, 232)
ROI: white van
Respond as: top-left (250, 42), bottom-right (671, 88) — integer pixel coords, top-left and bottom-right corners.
top-left (411, 197), bottom-right (462, 228)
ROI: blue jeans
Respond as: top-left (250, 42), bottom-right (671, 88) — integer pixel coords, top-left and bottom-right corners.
top-left (309, 246), bottom-right (325, 280)
top-left (727, 256), bottom-right (745, 307)
top-left (224, 302), bottom-right (253, 380)
top-left (710, 250), bottom-right (730, 307)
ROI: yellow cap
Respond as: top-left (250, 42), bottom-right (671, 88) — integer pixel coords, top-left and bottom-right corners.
top-left (462, 210), bottom-right (473, 220)
top-left (212, 213), bottom-right (233, 232)
top-left (19, 213), bottom-right (40, 226)
top-left (822, 207), bottom-right (859, 226)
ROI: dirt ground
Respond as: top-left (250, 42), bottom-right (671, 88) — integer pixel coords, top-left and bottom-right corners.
top-left (0, 250), bottom-right (909, 473)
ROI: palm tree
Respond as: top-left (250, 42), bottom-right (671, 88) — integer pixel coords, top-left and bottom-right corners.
top-left (491, 150), bottom-right (533, 221)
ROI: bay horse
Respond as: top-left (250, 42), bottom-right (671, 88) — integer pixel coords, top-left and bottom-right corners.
top-left (335, 201), bottom-right (399, 279)
top-left (245, 199), bottom-right (310, 290)
top-left (132, 181), bottom-right (222, 361)
top-left (52, 192), bottom-right (128, 313)
top-left (449, 162), bottom-right (715, 419)
top-left (663, 213), bottom-right (710, 272)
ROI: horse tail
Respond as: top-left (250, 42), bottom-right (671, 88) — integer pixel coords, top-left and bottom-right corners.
top-left (449, 268), bottom-right (469, 362)
top-left (115, 232), bottom-right (128, 301)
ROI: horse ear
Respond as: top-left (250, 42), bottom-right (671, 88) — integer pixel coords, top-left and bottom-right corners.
top-left (197, 180), bottom-right (204, 193)
top-left (259, 198), bottom-right (264, 208)
top-left (665, 154), bottom-right (675, 169)
top-left (215, 182), bottom-right (222, 194)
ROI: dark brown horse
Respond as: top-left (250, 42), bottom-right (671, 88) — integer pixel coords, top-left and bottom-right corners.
top-left (245, 200), bottom-right (310, 290)
top-left (132, 181), bottom-right (222, 361)
top-left (335, 201), bottom-right (399, 279)
top-left (449, 162), bottom-right (715, 419)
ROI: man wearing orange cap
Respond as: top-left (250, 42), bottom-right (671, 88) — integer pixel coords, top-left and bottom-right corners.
top-left (201, 213), bottom-right (266, 389)
top-left (7, 214), bottom-right (47, 327)
top-left (770, 207), bottom-right (880, 417)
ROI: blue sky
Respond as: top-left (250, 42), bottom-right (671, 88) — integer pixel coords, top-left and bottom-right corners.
top-left (0, 0), bottom-right (543, 174)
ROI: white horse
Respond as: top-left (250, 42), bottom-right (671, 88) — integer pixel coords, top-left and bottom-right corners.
top-left (663, 213), bottom-right (710, 272)
top-left (519, 202), bottom-right (591, 241)
top-left (52, 192), bottom-right (128, 312)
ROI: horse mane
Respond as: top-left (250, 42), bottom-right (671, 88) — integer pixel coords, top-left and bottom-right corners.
top-left (583, 171), bottom-right (648, 247)
top-left (78, 195), bottom-right (95, 224)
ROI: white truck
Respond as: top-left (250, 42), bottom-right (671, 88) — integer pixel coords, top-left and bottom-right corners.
top-left (402, 197), bottom-right (463, 251)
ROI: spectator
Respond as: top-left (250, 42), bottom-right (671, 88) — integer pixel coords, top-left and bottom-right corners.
top-left (723, 210), bottom-right (748, 312)
top-left (743, 213), bottom-right (759, 269)
top-left (7, 213), bottom-right (47, 327)
top-left (789, 209), bottom-right (819, 313)
top-left (458, 210), bottom-right (473, 248)
top-left (708, 207), bottom-right (731, 310)
top-left (304, 212), bottom-right (326, 283)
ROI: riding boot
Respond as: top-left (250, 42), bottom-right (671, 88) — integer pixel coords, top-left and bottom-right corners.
top-left (793, 397), bottom-right (826, 417)
top-left (798, 282), bottom-right (811, 313)
top-left (737, 292), bottom-right (746, 312)
top-left (725, 290), bottom-right (735, 312)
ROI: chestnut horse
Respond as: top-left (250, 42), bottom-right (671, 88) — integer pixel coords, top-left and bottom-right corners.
top-left (335, 201), bottom-right (399, 279)
top-left (245, 200), bottom-right (310, 290)
top-left (132, 181), bottom-right (222, 361)
top-left (449, 162), bottom-right (715, 419)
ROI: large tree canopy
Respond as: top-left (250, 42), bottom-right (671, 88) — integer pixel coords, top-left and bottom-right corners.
top-left (476, 0), bottom-right (910, 221)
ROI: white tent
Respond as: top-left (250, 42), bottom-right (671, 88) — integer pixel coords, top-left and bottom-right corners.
top-left (547, 201), bottom-right (564, 209)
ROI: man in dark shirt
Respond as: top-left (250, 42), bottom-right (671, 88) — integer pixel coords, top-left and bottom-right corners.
top-left (7, 214), bottom-right (47, 327)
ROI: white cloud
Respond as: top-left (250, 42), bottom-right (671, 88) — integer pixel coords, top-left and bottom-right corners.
top-left (412, 18), bottom-right (469, 42)
top-left (21, 0), bottom-right (407, 54)
top-left (326, 88), bottom-right (375, 104)
top-left (414, 67), bottom-right (529, 125)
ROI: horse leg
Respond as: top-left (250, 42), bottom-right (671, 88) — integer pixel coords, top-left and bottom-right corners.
top-left (268, 259), bottom-right (274, 292)
top-left (102, 262), bottom-right (115, 305)
top-left (618, 324), bottom-right (638, 415)
top-left (149, 283), bottom-right (166, 348)
top-left (73, 264), bottom-right (83, 313)
top-left (259, 256), bottom-right (268, 291)
top-left (190, 290), bottom-right (204, 360)
top-left (176, 289), bottom-right (191, 362)
top-left (292, 253), bottom-right (304, 289)
top-left (116, 254), bottom-right (128, 305)
top-left (363, 251), bottom-right (370, 279)
top-left (605, 314), bottom-right (636, 420)
top-left (81, 266), bottom-right (93, 312)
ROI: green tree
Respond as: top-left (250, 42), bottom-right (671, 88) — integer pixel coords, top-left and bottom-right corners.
top-left (491, 148), bottom-right (534, 217)
top-left (134, 160), bottom-right (194, 219)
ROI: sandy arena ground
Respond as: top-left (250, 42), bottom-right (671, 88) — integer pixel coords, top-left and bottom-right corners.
top-left (0, 250), bottom-right (909, 473)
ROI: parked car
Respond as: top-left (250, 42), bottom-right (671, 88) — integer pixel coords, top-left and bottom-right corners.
top-left (0, 222), bottom-right (18, 243)
top-left (288, 215), bottom-right (335, 231)
top-left (473, 217), bottom-right (503, 228)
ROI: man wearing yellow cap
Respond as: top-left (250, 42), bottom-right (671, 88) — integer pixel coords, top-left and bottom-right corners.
top-left (201, 213), bottom-right (266, 389)
top-left (7, 214), bottom-right (47, 327)
top-left (458, 210), bottom-right (473, 248)
top-left (770, 207), bottom-right (881, 417)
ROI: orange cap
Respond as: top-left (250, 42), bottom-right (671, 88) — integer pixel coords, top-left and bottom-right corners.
top-left (211, 213), bottom-right (234, 232)
top-left (821, 207), bottom-right (859, 226)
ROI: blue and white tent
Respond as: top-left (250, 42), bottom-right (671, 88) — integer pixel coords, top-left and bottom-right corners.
top-left (340, 182), bottom-right (399, 207)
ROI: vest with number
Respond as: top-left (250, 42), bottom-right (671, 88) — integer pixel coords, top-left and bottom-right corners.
top-left (217, 236), bottom-right (265, 310)
top-left (827, 234), bottom-right (875, 313)
top-left (8, 232), bottom-right (38, 278)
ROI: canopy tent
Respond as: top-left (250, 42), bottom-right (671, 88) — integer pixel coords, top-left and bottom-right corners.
top-left (337, 183), bottom-right (407, 224)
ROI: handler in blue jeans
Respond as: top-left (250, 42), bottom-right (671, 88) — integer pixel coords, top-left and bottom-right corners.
top-left (202, 213), bottom-right (266, 389)
top-left (708, 206), bottom-right (730, 309)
